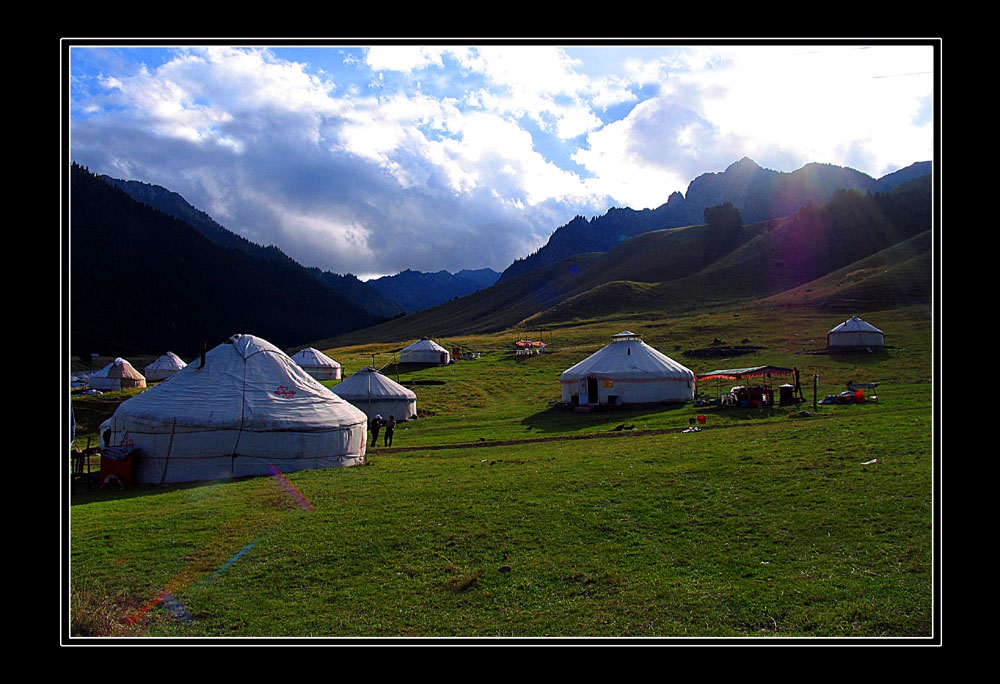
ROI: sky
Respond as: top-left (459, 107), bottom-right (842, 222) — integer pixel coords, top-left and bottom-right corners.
top-left (68, 41), bottom-right (935, 280)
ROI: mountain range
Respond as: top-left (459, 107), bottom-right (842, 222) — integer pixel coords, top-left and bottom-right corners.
top-left (500, 158), bottom-right (932, 282)
top-left (313, 171), bottom-right (932, 348)
top-left (70, 156), bottom-right (932, 356)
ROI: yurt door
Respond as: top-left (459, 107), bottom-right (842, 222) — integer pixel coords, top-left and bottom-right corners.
top-left (587, 377), bottom-right (599, 404)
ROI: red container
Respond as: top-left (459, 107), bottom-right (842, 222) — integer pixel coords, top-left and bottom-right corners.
top-left (100, 452), bottom-right (135, 486)
top-left (697, 415), bottom-right (706, 424)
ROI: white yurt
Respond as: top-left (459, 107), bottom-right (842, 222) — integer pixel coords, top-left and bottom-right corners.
top-left (399, 337), bottom-right (450, 364)
top-left (89, 358), bottom-right (147, 391)
top-left (559, 331), bottom-right (695, 406)
top-left (290, 347), bottom-right (342, 381)
top-left (99, 334), bottom-right (368, 483)
top-left (827, 316), bottom-right (885, 349)
top-left (333, 366), bottom-right (417, 421)
top-left (144, 352), bottom-right (188, 382)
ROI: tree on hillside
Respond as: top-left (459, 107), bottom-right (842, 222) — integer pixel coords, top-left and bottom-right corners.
top-left (702, 202), bottom-right (744, 265)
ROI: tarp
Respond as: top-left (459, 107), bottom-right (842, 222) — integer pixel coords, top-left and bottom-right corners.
top-left (333, 366), bottom-right (417, 420)
top-left (99, 334), bottom-right (367, 483)
top-left (696, 366), bottom-right (796, 381)
top-left (291, 347), bottom-right (342, 380)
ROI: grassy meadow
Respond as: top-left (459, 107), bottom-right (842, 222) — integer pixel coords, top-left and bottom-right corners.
top-left (68, 302), bottom-right (936, 640)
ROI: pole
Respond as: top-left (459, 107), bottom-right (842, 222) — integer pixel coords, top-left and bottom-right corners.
top-left (813, 374), bottom-right (818, 411)
top-left (160, 418), bottom-right (177, 485)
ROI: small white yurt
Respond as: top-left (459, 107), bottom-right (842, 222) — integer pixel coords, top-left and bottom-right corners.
top-left (399, 337), bottom-right (450, 364)
top-left (99, 334), bottom-right (368, 483)
top-left (827, 316), bottom-right (885, 349)
top-left (144, 352), bottom-right (188, 382)
top-left (89, 358), bottom-right (147, 391)
top-left (560, 331), bottom-right (695, 406)
top-left (291, 347), bottom-right (342, 381)
top-left (333, 366), bottom-right (417, 421)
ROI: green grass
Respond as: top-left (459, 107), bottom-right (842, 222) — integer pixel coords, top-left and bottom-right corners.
top-left (68, 302), bottom-right (935, 640)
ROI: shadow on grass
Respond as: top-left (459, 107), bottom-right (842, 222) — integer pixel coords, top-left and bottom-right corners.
top-left (519, 402), bottom-right (688, 434)
top-left (69, 472), bottom-right (274, 505)
top-left (824, 348), bottom-right (893, 366)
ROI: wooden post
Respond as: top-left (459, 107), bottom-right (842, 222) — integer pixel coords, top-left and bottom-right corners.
top-left (813, 374), bottom-right (818, 410)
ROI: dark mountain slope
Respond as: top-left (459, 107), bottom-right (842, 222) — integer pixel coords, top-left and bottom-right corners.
top-left (71, 164), bottom-right (383, 356)
top-left (102, 174), bottom-right (403, 321)
top-left (524, 182), bottom-right (932, 327)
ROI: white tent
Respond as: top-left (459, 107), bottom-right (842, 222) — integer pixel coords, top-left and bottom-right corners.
top-left (559, 331), bottom-right (695, 406)
top-left (99, 334), bottom-right (368, 483)
top-left (827, 316), bottom-right (885, 349)
top-left (144, 352), bottom-right (188, 382)
top-left (333, 366), bottom-right (417, 421)
top-left (399, 337), bottom-right (450, 364)
top-left (89, 358), bottom-right (147, 391)
top-left (291, 347), bottom-right (342, 380)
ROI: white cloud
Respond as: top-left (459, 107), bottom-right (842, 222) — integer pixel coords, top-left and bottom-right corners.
top-left (364, 45), bottom-right (446, 73)
top-left (71, 43), bottom-right (935, 277)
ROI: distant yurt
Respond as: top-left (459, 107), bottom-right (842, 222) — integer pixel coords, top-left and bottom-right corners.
top-left (333, 366), bottom-right (417, 421)
top-left (291, 347), bottom-right (342, 381)
top-left (99, 334), bottom-right (368, 484)
top-left (827, 316), bottom-right (885, 349)
top-left (560, 331), bottom-right (695, 406)
top-left (144, 352), bottom-right (188, 382)
top-left (399, 337), bottom-right (450, 364)
top-left (89, 358), bottom-right (147, 391)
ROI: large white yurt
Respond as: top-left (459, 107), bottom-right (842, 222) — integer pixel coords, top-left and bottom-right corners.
top-left (89, 358), bottom-right (147, 391)
top-left (399, 337), bottom-right (450, 364)
top-left (827, 316), bottom-right (885, 349)
top-left (99, 334), bottom-right (368, 484)
top-left (559, 331), bottom-right (695, 406)
top-left (333, 366), bottom-right (417, 421)
top-left (291, 347), bottom-right (342, 381)
top-left (144, 352), bottom-right (188, 382)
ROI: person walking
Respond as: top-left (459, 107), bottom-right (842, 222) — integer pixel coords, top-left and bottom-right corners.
top-left (384, 415), bottom-right (396, 447)
top-left (369, 414), bottom-right (383, 446)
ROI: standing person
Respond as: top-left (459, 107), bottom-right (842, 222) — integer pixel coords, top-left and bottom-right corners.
top-left (369, 414), bottom-right (382, 446)
top-left (384, 415), bottom-right (396, 447)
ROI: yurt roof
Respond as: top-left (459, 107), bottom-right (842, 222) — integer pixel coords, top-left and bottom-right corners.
top-left (401, 338), bottom-right (447, 353)
top-left (334, 366), bottom-right (416, 400)
top-left (291, 347), bottom-right (341, 368)
top-left (560, 332), bottom-right (694, 382)
top-left (828, 316), bottom-right (883, 334)
top-left (108, 334), bottom-right (364, 431)
top-left (96, 357), bottom-right (145, 380)
top-left (146, 352), bottom-right (187, 371)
